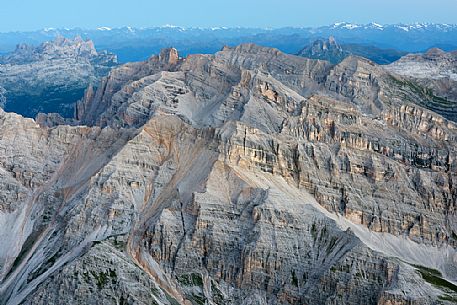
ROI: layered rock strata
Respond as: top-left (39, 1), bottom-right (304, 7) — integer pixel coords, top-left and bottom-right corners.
top-left (0, 36), bottom-right (117, 118)
top-left (0, 44), bottom-right (456, 305)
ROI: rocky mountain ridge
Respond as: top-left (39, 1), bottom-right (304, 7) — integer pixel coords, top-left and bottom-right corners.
top-left (297, 36), bottom-right (348, 64)
top-left (0, 36), bottom-right (117, 118)
top-left (386, 48), bottom-right (457, 122)
top-left (1, 36), bottom-right (97, 64)
top-left (297, 36), bottom-right (407, 64)
top-left (0, 44), bottom-right (456, 305)
top-left (387, 48), bottom-right (457, 81)
top-left (1, 23), bottom-right (456, 62)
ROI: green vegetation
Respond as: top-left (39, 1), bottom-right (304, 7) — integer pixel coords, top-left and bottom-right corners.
top-left (25, 239), bottom-right (63, 284)
top-left (177, 272), bottom-right (204, 287)
top-left (109, 269), bottom-right (117, 283)
top-left (451, 231), bottom-right (457, 241)
top-left (112, 238), bottom-right (126, 250)
top-left (412, 264), bottom-right (442, 277)
top-left (439, 294), bottom-right (457, 303)
top-left (310, 222), bottom-right (318, 241)
top-left (82, 271), bottom-right (90, 282)
top-left (189, 293), bottom-right (206, 305)
top-left (177, 273), bottom-right (211, 304)
top-left (90, 269), bottom-right (118, 289)
top-left (93, 271), bottom-right (108, 289)
top-left (389, 76), bottom-right (455, 114)
top-left (211, 280), bottom-right (225, 304)
top-left (165, 293), bottom-right (181, 305)
top-left (319, 225), bottom-right (328, 242)
top-left (150, 285), bottom-right (160, 297)
top-left (8, 229), bottom-right (44, 278)
top-left (291, 270), bottom-right (299, 287)
top-left (177, 274), bottom-right (192, 286)
top-left (302, 271), bottom-right (308, 284)
top-left (326, 236), bottom-right (338, 255)
top-left (47, 252), bottom-right (59, 265)
top-left (119, 295), bottom-right (128, 305)
top-left (310, 223), bottom-right (339, 257)
top-left (191, 273), bottom-right (203, 286)
top-left (413, 265), bottom-right (457, 293)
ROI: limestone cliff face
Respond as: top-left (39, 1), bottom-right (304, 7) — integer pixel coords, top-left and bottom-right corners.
top-left (297, 37), bottom-right (407, 65)
top-left (78, 44), bottom-right (457, 247)
top-left (75, 48), bottom-right (179, 126)
top-left (297, 36), bottom-right (349, 64)
top-left (0, 36), bottom-right (101, 64)
top-left (0, 37), bottom-right (117, 118)
top-left (386, 48), bottom-right (457, 122)
top-left (0, 45), bottom-right (456, 305)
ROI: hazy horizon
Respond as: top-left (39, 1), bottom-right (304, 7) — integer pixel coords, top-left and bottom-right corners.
top-left (3, 21), bottom-right (457, 33)
top-left (1, 0), bottom-right (456, 32)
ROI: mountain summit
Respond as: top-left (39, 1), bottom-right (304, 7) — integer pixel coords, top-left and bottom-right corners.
top-left (0, 36), bottom-right (117, 118)
top-left (0, 23), bottom-right (456, 62)
top-left (0, 36), bottom-right (99, 64)
top-left (298, 36), bottom-right (407, 64)
top-left (1, 44), bottom-right (456, 304)
top-left (297, 36), bottom-right (348, 64)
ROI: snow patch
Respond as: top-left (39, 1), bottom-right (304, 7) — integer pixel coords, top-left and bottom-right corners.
top-left (97, 27), bottom-right (112, 31)
top-left (368, 22), bottom-right (384, 30)
top-left (342, 24), bottom-right (360, 30)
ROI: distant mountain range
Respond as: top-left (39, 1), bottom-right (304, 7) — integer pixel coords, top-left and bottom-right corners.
top-left (297, 36), bottom-right (407, 64)
top-left (1, 23), bottom-right (456, 62)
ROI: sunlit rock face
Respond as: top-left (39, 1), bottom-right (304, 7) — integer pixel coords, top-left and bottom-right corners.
top-left (0, 44), bottom-right (456, 305)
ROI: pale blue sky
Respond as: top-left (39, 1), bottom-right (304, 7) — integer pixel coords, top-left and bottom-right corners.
top-left (1, 0), bottom-right (456, 31)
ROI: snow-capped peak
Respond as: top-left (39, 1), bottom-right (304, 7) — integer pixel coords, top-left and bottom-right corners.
top-left (161, 24), bottom-right (180, 28)
top-left (331, 22), bottom-right (345, 28)
top-left (97, 27), bottom-right (112, 31)
top-left (332, 22), bottom-right (387, 30)
top-left (396, 25), bottom-right (410, 32)
top-left (331, 22), bottom-right (359, 29)
top-left (368, 22), bottom-right (384, 30)
top-left (210, 27), bottom-right (229, 31)
top-left (341, 23), bottom-right (360, 30)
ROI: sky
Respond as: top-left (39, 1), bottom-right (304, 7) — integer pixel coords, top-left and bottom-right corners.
top-left (1, 0), bottom-right (457, 32)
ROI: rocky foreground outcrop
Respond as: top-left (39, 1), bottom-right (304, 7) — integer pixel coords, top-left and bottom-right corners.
top-left (0, 44), bottom-right (456, 305)
top-left (0, 36), bottom-right (117, 118)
